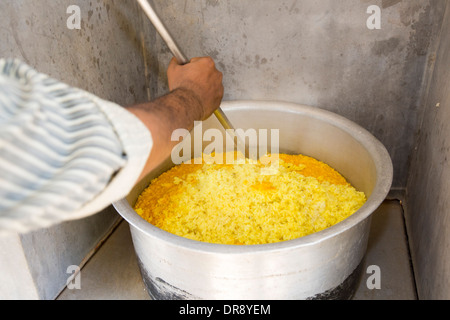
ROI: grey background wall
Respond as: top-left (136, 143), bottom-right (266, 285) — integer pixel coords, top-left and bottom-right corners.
top-left (0, 0), bottom-right (155, 105)
top-left (405, 2), bottom-right (450, 300)
top-left (0, 0), bottom-right (449, 299)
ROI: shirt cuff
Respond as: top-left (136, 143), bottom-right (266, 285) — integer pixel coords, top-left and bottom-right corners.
top-left (71, 92), bottom-right (153, 220)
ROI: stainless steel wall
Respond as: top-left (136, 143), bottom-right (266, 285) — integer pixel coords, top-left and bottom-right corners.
top-left (406, 2), bottom-right (450, 300)
top-left (0, 0), bottom-right (155, 105)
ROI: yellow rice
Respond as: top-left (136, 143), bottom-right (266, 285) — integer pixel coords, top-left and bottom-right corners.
top-left (134, 153), bottom-right (366, 245)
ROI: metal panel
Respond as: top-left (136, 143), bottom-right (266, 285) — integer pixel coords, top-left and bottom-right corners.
top-left (405, 2), bottom-right (450, 300)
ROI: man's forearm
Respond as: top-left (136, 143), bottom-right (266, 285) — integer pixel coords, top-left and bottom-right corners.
top-left (127, 88), bottom-right (204, 181)
top-left (127, 56), bottom-right (224, 182)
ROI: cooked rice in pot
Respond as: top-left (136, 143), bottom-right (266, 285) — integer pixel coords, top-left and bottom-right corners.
top-left (134, 153), bottom-right (366, 245)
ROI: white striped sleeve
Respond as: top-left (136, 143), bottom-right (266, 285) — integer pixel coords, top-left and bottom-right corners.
top-left (0, 59), bottom-right (152, 235)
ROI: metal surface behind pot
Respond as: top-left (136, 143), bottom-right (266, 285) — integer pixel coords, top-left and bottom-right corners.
top-left (113, 100), bottom-right (393, 300)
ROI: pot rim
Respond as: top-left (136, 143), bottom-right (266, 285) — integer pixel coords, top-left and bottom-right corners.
top-left (113, 100), bottom-right (393, 254)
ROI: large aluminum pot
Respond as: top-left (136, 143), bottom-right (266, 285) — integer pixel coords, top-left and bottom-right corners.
top-left (113, 100), bottom-right (393, 300)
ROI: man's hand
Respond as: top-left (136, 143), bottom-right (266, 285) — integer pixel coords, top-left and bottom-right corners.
top-left (167, 57), bottom-right (224, 120)
top-left (127, 56), bottom-right (224, 181)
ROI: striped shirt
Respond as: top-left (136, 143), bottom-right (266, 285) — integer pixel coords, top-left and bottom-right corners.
top-left (0, 59), bottom-right (152, 235)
